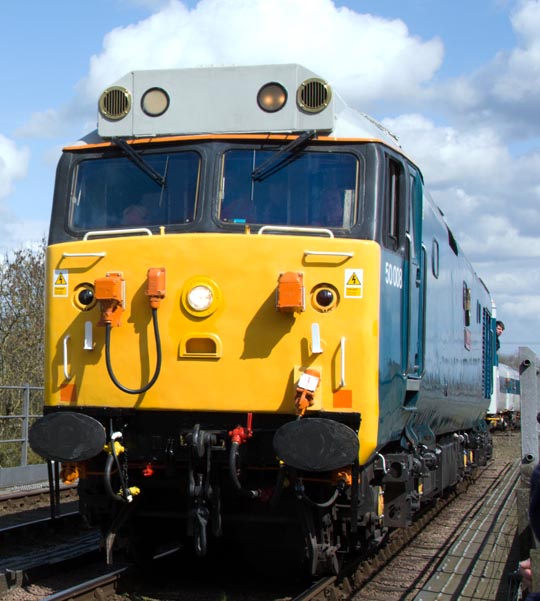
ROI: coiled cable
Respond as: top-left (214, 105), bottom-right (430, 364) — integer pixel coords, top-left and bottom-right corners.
top-left (105, 307), bottom-right (162, 394)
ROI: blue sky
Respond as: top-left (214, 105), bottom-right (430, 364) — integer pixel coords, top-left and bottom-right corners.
top-left (0, 0), bottom-right (539, 356)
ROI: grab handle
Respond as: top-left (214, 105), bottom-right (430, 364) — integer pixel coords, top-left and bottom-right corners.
top-left (63, 335), bottom-right (73, 381)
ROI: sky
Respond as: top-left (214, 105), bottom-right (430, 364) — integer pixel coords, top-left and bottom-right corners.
top-left (0, 0), bottom-right (539, 357)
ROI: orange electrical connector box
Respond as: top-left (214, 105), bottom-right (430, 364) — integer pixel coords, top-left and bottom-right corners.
top-left (146, 267), bottom-right (166, 308)
top-left (276, 271), bottom-right (304, 312)
top-left (95, 272), bottom-right (125, 327)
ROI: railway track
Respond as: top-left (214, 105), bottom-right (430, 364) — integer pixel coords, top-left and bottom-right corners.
top-left (0, 484), bottom-right (77, 522)
top-left (40, 564), bottom-right (131, 601)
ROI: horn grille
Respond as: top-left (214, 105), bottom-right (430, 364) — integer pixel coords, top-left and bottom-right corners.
top-left (99, 87), bottom-right (132, 121)
top-left (297, 78), bottom-right (332, 113)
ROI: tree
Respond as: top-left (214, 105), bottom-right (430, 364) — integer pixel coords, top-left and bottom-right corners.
top-left (0, 240), bottom-right (45, 386)
top-left (0, 240), bottom-right (45, 466)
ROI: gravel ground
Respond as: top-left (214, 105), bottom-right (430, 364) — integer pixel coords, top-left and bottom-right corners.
top-left (352, 430), bottom-right (523, 601)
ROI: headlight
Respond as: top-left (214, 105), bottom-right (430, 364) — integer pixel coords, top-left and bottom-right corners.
top-left (187, 285), bottom-right (214, 312)
top-left (141, 87), bottom-right (170, 117)
top-left (182, 277), bottom-right (222, 317)
top-left (311, 284), bottom-right (339, 312)
top-left (257, 82), bottom-right (287, 113)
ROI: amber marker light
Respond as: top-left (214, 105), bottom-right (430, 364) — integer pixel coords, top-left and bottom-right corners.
top-left (257, 82), bottom-right (287, 113)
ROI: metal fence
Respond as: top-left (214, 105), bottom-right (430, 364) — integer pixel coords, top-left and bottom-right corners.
top-left (517, 347), bottom-right (540, 592)
top-left (0, 384), bottom-right (47, 488)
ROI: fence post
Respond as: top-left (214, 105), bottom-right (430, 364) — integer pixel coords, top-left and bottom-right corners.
top-left (519, 347), bottom-right (539, 464)
top-left (518, 347), bottom-right (540, 561)
top-left (21, 383), bottom-right (30, 467)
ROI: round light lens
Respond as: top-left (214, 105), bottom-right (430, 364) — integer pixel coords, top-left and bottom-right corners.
top-left (257, 82), bottom-right (287, 113)
top-left (141, 87), bottom-right (170, 117)
top-left (73, 283), bottom-right (97, 311)
top-left (316, 289), bottom-right (334, 308)
top-left (311, 284), bottom-right (339, 312)
top-left (78, 288), bottom-right (95, 306)
top-left (187, 285), bottom-right (214, 312)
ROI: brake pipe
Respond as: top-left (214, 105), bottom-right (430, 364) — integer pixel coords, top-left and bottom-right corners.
top-left (103, 431), bottom-right (140, 503)
top-left (228, 414), bottom-right (260, 498)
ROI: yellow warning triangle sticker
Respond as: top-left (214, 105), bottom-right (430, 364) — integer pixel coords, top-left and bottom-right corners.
top-left (346, 272), bottom-right (361, 286)
top-left (55, 273), bottom-right (67, 286)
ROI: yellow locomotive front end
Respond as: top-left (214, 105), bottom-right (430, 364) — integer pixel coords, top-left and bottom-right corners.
top-left (46, 231), bottom-right (380, 441)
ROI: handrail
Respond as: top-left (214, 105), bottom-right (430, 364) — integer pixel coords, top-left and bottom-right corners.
top-left (84, 228), bottom-right (152, 240)
top-left (304, 250), bottom-right (354, 258)
top-left (257, 225), bottom-right (334, 237)
top-left (62, 252), bottom-right (107, 258)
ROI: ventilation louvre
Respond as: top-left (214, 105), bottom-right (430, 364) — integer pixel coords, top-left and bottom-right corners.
top-left (297, 78), bottom-right (332, 113)
top-left (99, 87), bottom-right (132, 121)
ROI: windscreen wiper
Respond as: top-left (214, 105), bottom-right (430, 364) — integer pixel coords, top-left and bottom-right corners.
top-left (111, 137), bottom-right (166, 187)
top-left (251, 130), bottom-right (317, 182)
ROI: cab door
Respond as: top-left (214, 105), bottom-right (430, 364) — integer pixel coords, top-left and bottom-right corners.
top-left (405, 168), bottom-right (425, 385)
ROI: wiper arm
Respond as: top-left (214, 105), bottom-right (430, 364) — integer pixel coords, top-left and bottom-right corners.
top-left (111, 137), bottom-right (166, 187)
top-left (251, 130), bottom-right (317, 182)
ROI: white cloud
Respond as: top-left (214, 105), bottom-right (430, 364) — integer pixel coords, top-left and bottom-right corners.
top-left (382, 114), bottom-right (511, 189)
top-left (78, 0), bottom-right (443, 109)
top-left (4, 220), bottom-right (48, 249)
top-left (0, 135), bottom-right (29, 199)
top-left (492, 0), bottom-right (540, 103)
top-left (428, 0), bottom-right (540, 139)
top-left (16, 109), bottom-right (64, 139)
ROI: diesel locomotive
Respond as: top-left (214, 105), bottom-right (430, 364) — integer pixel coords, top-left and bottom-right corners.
top-left (30, 64), bottom-right (496, 575)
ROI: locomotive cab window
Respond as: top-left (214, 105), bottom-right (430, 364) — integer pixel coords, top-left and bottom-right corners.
top-left (383, 158), bottom-right (405, 252)
top-left (219, 149), bottom-right (358, 228)
top-left (69, 150), bottom-right (200, 232)
top-left (463, 282), bottom-right (471, 327)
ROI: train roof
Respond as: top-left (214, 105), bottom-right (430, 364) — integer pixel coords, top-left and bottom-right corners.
top-left (91, 63), bottom-right (402, 151)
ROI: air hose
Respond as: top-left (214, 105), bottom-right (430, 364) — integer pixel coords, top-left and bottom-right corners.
top-left (229, 441), bottom-right (259, 499)
top-left (104, 453), bottom-right (124, 502)
top-left (104, 431), bottom-right (130, 503)
top-left (105, 307), bottom-right (162, 394)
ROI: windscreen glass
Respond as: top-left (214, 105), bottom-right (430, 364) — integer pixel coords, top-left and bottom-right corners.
top-left (69, 151), bottom-right (200, 230)
top-left (219, 150), bottom-right (359, 228)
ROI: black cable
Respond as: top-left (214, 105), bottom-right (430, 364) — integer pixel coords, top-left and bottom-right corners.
top-left (105, 307), bottom-right (162, 394)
